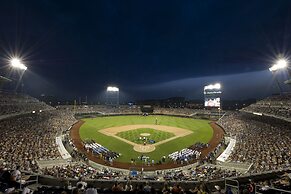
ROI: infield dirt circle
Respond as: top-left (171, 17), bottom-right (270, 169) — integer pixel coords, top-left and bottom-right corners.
top-left (99, 124), bottom-right (193, 153)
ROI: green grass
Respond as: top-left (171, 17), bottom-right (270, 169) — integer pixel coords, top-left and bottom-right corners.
top-left (116, 128), bottom-right (175, 144)
top-left (79, 115), bottom-right (213, 163)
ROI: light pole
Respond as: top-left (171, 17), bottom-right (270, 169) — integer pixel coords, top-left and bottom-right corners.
top-left (9, 58), bottom-right (27, 92)
top-left (269, 59), bottom-right (288, 95)
top-left (106, 86), bottom-right (119, 106)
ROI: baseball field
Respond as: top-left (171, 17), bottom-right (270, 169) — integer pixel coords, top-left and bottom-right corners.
top-left (79, 115), bottom-right (213, 163)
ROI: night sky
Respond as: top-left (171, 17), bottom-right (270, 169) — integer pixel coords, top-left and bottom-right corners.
top-left (1, 0), bottom-right (291, 102)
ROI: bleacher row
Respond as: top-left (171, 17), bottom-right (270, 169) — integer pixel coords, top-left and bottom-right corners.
top-left (242, 93), bottom-right (291, 121)
top-left (0, 92), bottom-right (54, 117)
top-left (58, 105), bottom-right (216, 117)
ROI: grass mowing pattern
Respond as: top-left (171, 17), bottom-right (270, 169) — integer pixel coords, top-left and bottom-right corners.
top-left (116, 128), bottom-right (175, 144)
top-left (79, 115), bottom-right (213, 163)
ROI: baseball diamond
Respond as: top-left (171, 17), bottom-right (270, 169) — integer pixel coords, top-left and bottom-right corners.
top-left (71, 115), bottom-right (224, 170)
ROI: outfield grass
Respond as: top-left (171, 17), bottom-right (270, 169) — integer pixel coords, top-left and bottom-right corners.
top-left (116, 128), bottom-right (175, 144)
top-left (79, 115), bottom-right (213, 163)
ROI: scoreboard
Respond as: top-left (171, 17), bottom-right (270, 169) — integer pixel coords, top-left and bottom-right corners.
top-left (204, 83), bottom-right (222, 108)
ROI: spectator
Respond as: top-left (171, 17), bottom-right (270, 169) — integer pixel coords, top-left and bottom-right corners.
top-left (85, 184), bottom-right (98, 194)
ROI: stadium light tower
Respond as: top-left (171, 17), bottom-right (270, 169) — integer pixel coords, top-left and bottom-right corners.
top-left (9, 58), bottom-right (27, 92)
top-left (269, 58), bottom-right (288, 95)
top-left (107, 86), bottom-right (119, 92)
top-left (269, 59), bottom-right (288, 72)
top-left (106, 86), bottom-right (119, 106)
top-left (10, 58), bottom-right (27, 71)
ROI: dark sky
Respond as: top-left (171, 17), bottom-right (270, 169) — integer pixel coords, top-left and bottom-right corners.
top-left (0, 0), bottom-right (291, 101)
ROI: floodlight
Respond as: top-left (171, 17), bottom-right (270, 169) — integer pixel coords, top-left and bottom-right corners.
top-left (107, 86), bottom-right (119, 92)
top-left (10, 58), bottom-right (27, 70)
top-left (269, 59), bottom-right (288, 72)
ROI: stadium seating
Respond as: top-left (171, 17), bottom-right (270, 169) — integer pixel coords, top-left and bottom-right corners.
top-left (0, 92), bottom-right (291, 193)
top-left (0, 92), bottom-right (54, 118)
top-left (218, 112), bottom-right (291, 173)
top-left (242, 93), bottom-right (291, 121)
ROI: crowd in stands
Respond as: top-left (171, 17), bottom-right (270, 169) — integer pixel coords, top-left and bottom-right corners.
top-left (0, 110), bottom-right (76, 172)
top-left (256, 172), bottom-right (291, 193)
top-left (2, 161), bottom-right (290, 193)
top-left (218, 112), bottom-right (291, 173)
top-left (188, 143), bottom-right (209, 152)
top-left (40, 161), bottom-right (243, 182)
top-left (153, 108), bottom-right (196, 116)
top-left (58, 105), bottom-right (142, 115)
top-left (43, 163), bottom-right (124, 180)
top-left (0, 92), bottom-right (54, 116)
top-left (242, 93), bottom-right (291, 120)
top-left (59, 105), bottom-right (215, 117)
top-left (1, 92), bottom-right (291, 193)
top-left (160, 165), bottom-right (242, 182)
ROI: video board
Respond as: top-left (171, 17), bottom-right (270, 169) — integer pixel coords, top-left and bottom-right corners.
top-left (204, 97), bottom-right (221, 107)
top-left (204, 83), bottom-right (222, 108)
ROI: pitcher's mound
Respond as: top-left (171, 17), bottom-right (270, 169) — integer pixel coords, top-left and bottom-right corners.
top-left (133, 144), bottom-right (155, 153)
top-left (140, 133), bottom-right (151, 136)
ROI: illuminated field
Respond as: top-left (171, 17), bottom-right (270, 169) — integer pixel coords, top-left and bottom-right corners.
top-left (79, 115), bottom-right (213, 163)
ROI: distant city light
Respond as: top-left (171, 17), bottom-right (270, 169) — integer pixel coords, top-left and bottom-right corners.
top-left (269, 59), bottom-right (288, 72)
top-left (107, 86), bottom-right (119, 92)
top-left (10, 58), bottom-right (27, 70)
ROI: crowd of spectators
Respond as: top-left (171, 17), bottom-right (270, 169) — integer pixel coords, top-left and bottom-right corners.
top-left (1, 92), bottom-right (291, 194)
top-left (0, 109), bottom-right (76, 172)
top-left (58, 105), bottom-right (142, 115)
top-left (25, 181), bottom-right (219, 194)
top-left (188, 143), bottom-right (209, 152)
top-left (218, 112), bottom-right (291, 173)
top-left (0, 92), bottom-right (54, 116)
top-left (58, 105), bottom-right (215, 117)
top-left (256, 172), bottom-right (291, 193)
top-left (242, 93), bottom-right (291, 120)
top-left (42, 163), bottom-right (124, 180)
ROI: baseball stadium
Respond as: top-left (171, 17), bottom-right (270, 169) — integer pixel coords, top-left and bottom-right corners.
top-left (0, 81), bottom-right (290, 193)
top-left (1, 1), bottom-right (291, 194)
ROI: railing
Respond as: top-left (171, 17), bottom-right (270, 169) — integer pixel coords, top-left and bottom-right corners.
top-left (225, 178), bottom-right (240, 194)
top-left (255, 185), bottom-right (291, 194)
top-left (20, 172), bottom-right (39, 190)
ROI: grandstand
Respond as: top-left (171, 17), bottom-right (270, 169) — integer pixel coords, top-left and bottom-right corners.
top-left (242, 93), bottom-right (291, 122)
